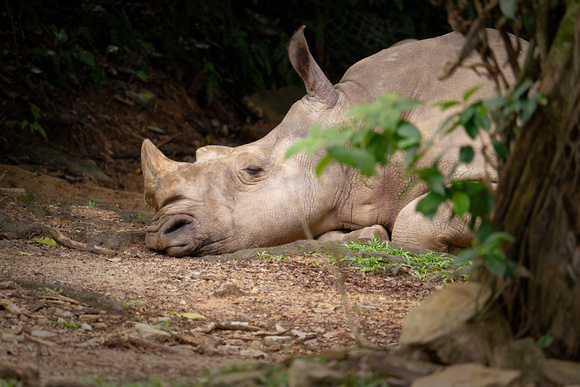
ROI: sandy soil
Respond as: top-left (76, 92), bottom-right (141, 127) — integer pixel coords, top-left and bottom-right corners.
top-left (0, 165), bottom-right (435, 385)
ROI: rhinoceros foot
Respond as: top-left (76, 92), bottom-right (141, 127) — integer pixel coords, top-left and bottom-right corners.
top-left (316, 225), bottom-right (390, 242)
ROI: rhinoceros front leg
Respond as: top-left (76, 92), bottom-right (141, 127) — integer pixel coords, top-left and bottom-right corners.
top-left (316, 225), bottom-right (390, 242)
top-left (392, 194), bottom-right (474, 254)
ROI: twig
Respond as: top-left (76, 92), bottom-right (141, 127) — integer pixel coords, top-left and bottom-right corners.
top-left (48, 228), bottom-right (117, 256)
top-left (40, 293), bottom-right (84, 305)
top-left (191, 321), bottom-right (260, 334)
top-left (128, 336), bottom-right (177, 354)
top-left (329, 265), bottom-right (370, 348)
top-left (26, 334), bottom-right (55, 346)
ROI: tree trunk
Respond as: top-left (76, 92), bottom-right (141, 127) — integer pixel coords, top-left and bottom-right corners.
top-left (489, 3), bottom-right (580, 360)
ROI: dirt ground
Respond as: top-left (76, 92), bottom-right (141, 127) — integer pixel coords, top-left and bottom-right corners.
top-left (0, 163), bottom-right (437, 386)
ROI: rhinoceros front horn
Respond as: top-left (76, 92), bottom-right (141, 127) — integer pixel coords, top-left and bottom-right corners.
top-left (141, 139), bottom-right (176, 211)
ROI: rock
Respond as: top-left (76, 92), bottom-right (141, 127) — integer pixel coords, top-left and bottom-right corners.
top-left (400, 282), bottom-right (492, 346)
top-left (0, 188), bottom-right (26, 197)
top-left (24, 145), bottom-right (113, 185)
top-left (287, 358), bottom-right (344, 387)
top-left (411, 363), bottom-right (521, 387)
top-left (275, 323), bottom-right (288, 334)
top-left (55, 308), bottom-right (74, 318)
top-left (249, 340), bottom-right (262, 350)
top-left (31, 330), bottom-right (57, 338)
top-left (200, 338), bottom-right (223, 355)
top-left (0, 212), bottom-right (33, 237)
top-left (240, 349), bottom-right (268, 359)
top-left (290, 329), bottom-right (315, 340)
top-left (0, 298), bottom-right (22, 315)
top-left (212, 282), bottom-right (244, 298)
top-left (429, 323), bottom-right (489, 365)
top-left (492, 337), bottom-right (545, 379)
top-left (80, 323), bottom-right (92, 331)
top-left (263, 335), bottom-right (293, 347)
top-left (0, 281), bottom-right (20, 289)
top-left (134, 323), bottom-right (171, 341)
top-left (217, 344), bottom-right (240, 354)
top-left (92, 322), bottom-right (108, 330)
top-left (541, 358), bottom-right (580, 385)
top-left (1, 332), bottom-right (25, 343)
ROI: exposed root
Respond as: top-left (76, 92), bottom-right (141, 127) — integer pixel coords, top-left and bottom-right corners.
top-left (48, 228), bottom-right (117, 256)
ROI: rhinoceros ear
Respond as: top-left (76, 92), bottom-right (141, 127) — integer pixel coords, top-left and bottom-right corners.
top-left (141, 139), bottom-right (175, 210)
top-left (288, 26), bottom-right (338, 107)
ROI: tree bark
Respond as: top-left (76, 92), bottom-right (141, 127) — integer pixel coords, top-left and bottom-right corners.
top-left (488, 3), bottom-right (580, 360)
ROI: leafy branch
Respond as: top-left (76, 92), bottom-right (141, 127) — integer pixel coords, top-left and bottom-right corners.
top-left (286, 85), bottom-right (543, 277)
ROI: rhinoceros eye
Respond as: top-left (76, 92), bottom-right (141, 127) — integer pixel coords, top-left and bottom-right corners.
top-left (242, 166), bottom-right (264, 175)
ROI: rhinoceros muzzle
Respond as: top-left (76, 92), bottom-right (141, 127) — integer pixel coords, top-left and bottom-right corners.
top-left (146, 214), bottom-right (198, 257)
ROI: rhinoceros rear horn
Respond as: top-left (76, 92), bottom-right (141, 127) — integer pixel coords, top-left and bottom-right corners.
top-left (141, 139), bottom-right (176, 210)
top-left (288, 26), bottom-right (338, 107)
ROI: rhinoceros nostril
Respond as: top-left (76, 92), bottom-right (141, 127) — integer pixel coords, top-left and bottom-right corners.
top-left (161, 216), bottom-right (193, 236)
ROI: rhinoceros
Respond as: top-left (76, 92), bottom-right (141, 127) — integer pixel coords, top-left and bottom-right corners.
top-left (141, 26), bottom-right (527, 257)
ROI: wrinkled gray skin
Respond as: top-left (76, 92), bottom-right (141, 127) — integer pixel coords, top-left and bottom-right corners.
top-left (142, 27), bottom-right (528, 257)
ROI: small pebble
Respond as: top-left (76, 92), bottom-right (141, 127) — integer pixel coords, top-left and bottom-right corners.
top-left (81, 323), bottom-right (92, 331)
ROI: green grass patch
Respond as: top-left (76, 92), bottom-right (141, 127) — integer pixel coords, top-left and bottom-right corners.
top-left (342, 237), bottom-right (470, 283)
top-left (256, 251), bottom-right (288, 261)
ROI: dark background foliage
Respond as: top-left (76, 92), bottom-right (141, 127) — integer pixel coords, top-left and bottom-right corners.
top-left (2, 0), bottom-right (448, 105)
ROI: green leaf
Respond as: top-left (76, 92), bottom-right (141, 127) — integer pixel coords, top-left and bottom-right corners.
top-left (499, 0), bottom-right (516, 19)
top-left (403, 145), bottom-right (419, 167)
top-left (474, 109), bottom-right (491, 131)
top-left (463, 119), bottom-right (479, 139)
top-left (416, 192), bottom-right (446, 219)
top-left (513, 79), bottom-right (533, 100)
top-left (493, 141), bottom-right (508, 160)
top-left (393, 98), bottom-right (423, 112)
top-left (483, 96), bottom-right (509, 110)
top-left (484, 252), bottom-right (508, 276)
top-left (482, 231), bottom-right (516, 249)
top-left (285, 137), bottom-right (326, 158)
top-left (459, 146), bottom-right (474, 163)
top-left (452, 192), bottom-right (470, 217)
top-left (348, 103), bottom-right (373, 117)
top-left (456, 248), bottom-right (479, 264)
top-left (477, 222), bottom-right (494, 242)
top-left (434, 100), bottom-right (460, 111)
top-left (315, 154), bottom-right (334, 177)
top-left (537, 335), bottom-right (554, 349)
top-left (396, 123), bottom-right (422, 149)
top-left (463, 85), bottom-right (481, 101)
top-left (34, 237), bottom-right (57, 247)
top-left (77, 48), bottom-right (96, 68)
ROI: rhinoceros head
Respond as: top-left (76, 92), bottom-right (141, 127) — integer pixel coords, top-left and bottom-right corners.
top-left (142, 26), bottom-right (350, 257)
